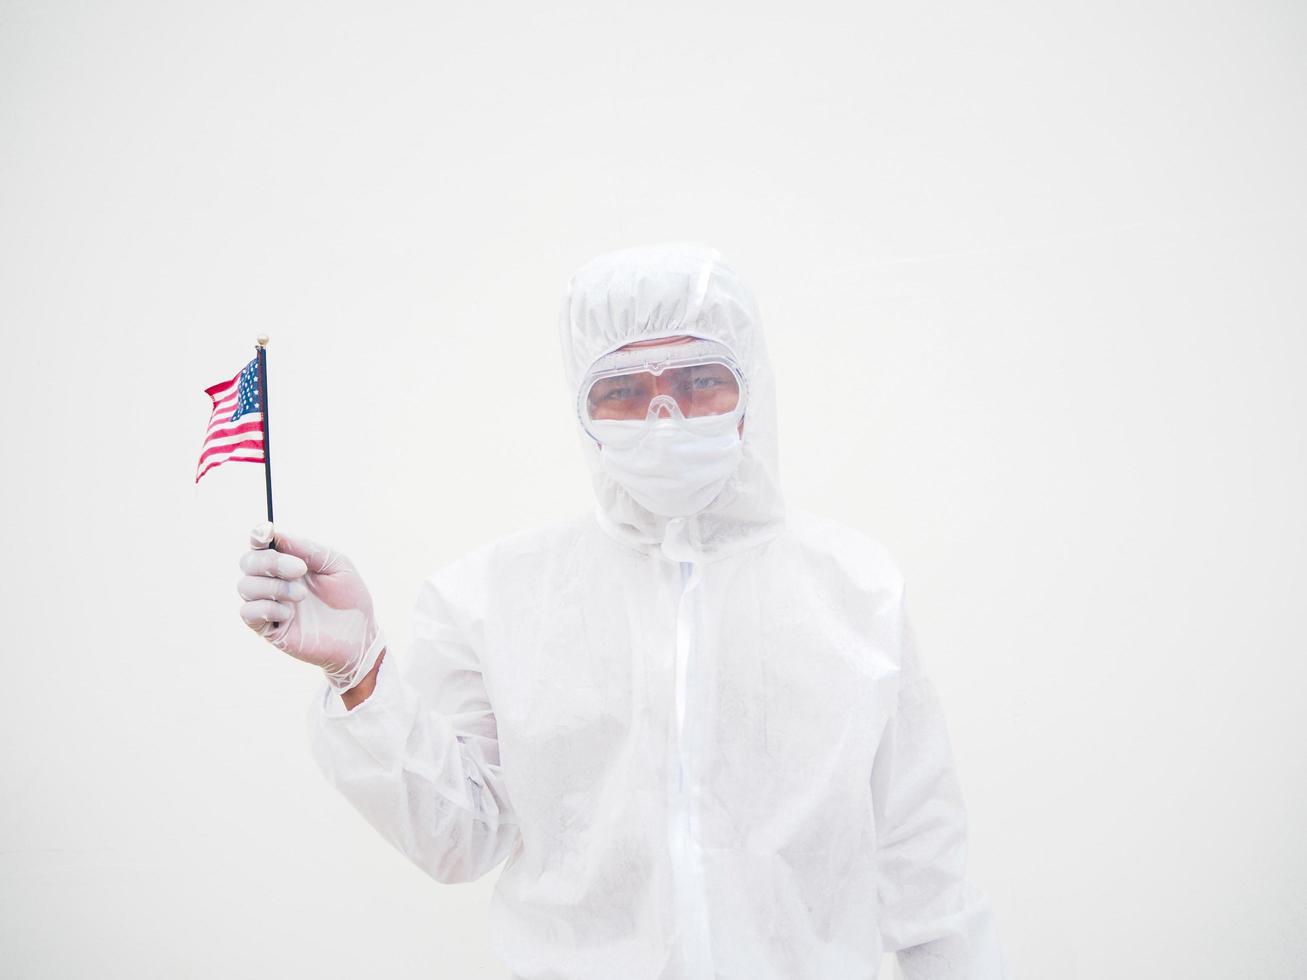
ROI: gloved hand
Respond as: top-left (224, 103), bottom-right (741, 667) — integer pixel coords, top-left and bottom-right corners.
top-left (238, 521), bottom-right (386, 693)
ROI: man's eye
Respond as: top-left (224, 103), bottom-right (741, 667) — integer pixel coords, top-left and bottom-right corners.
top-left (693, 376), bottom-right (724, 390)
top-left (603, 387), bottom-right (635, 401)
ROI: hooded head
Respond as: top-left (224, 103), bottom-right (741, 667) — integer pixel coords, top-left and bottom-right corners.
top-left (558, 243), bottom-right (785, 558)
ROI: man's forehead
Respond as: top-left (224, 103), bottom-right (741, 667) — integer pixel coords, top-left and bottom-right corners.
top-left (583, 335), bottom-right (740, 380)
top-left (617, 334), bottom-right (698, 352)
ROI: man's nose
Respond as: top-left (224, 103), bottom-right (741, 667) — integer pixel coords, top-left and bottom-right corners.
top-left (652, 375), bottom-right (681, 407)
top-left (646, 394), bottom-right (682, 420)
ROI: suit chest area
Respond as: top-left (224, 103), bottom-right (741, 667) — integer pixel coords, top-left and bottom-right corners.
top-left (478, 551), bottom-right (901, 829)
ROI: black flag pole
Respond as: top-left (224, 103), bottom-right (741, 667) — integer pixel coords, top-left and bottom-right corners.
top-left (255, 335), bottom-right (275, 525)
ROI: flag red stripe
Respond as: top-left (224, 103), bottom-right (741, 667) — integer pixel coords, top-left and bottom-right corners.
top-left (205, 377), bottom-right (240, 400)
top-left (206, 398), bottom-right (237, 418)
top-left (195, 455), bottom-right (264, 483)
top-left (205, 410), bottom-right (258, 433)
top-left (198, 437), bottom-right (264, 466)
top-left (205, 420), bottom-right (264, 444)
top-left (195, 443), bottom-right (264, 477)
top-left (195, 442), bottom-right (264, 472)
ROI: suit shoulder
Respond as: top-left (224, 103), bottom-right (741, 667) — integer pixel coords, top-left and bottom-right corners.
top-left (782, 509), bottom-right (905, 597)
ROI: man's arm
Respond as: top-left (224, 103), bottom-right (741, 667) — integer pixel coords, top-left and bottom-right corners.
top-left (340, 648), bottom-right (384, 710)
top-left (309, 573), bottom-right (521, 884)
top-left (871, 588), bottom-right (1009, 979)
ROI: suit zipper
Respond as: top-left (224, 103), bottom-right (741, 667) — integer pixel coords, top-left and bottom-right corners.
top-left (671, 557), bottom-right (713, 975)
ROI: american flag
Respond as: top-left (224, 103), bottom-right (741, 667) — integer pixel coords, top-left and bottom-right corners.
top-left (196, 357), bottom-right (266, 484)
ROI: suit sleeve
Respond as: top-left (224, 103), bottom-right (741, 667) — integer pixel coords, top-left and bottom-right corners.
top-left (306, 572), bottom-right (521, 884)
top-left (871, 586), bottom-right (1011, 979)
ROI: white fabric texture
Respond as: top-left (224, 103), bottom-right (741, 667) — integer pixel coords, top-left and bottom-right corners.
top-left (307, 243), bottom-right (1009, 979)
top-left (590, 415), bottom-right (744, 517)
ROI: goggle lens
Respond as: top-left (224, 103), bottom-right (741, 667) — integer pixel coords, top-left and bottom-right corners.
top-left (586, 363), bottom-right (741, 421)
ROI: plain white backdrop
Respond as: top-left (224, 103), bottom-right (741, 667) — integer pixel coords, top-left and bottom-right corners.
top-left (2, 1), bottom-right (1304, 977)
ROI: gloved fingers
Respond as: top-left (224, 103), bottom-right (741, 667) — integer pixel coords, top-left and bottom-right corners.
top-left (240, 598), bottom-right (296, 631)
top-left (237, 574), bottom-right (309, 603)
top-left (271, 529), bottom-right (351, 575)
top-left (250, 521), bottom-right (275, 550)
top-left (239, 547), bottom-right (309, 580)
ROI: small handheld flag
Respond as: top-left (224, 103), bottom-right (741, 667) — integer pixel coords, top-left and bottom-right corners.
top-left (196, 337), bottom-right (276, 522)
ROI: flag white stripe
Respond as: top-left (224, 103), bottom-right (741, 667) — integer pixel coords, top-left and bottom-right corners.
top-left (201, 431), bottom-right (265, 459)
top-left (206, 402), bottom-right (251, 433)
top-left (196, 436), bottom-right (265, 477)
top-left (196, 452), bottom-right (263, 481)
top-left (202, 414), bottom-right (264, 452)
top-left (198, 440), bottom-right (264, 471)
top-left (209, 378), bottom-right (238, 396)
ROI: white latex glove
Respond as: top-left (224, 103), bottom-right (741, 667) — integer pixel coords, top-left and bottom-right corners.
top-left (237, 520), bottom-right (386, 693)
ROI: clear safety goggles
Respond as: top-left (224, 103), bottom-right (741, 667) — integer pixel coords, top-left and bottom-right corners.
top-left (577, 337), bottom-right (748, 447)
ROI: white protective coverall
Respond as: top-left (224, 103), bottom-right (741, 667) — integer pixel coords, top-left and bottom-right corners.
top-left (308, 243), bottom-right (1009, 979)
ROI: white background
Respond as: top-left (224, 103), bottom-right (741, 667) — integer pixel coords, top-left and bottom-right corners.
top-left (2, 1), bottom-right (1304, 977)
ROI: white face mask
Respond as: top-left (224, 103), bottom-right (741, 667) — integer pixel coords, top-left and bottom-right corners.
top-left (589, 416), bottom-right (743, 517)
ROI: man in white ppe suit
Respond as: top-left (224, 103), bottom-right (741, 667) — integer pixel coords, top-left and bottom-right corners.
top-left (237, 243), bottom-right (1010, 979)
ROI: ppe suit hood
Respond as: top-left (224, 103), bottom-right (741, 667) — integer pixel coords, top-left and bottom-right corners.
top-left (558, 243), bottom-right (785, 560)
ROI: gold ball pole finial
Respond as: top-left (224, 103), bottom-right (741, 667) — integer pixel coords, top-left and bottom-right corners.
top-left (257, 335), bottom-right (269, 347)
